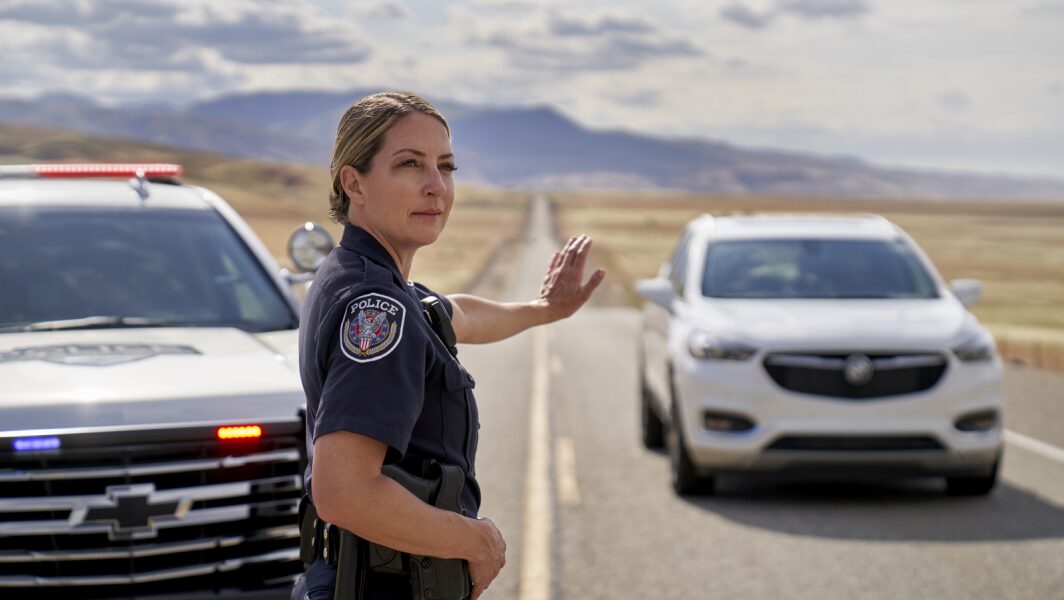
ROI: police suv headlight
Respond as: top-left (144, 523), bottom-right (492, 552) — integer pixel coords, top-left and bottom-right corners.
top-left (952, 332), bottom-right (996, 362)
top-left (687, 330), bottom-right (757, 361)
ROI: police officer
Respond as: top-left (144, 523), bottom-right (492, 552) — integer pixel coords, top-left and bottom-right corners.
top-left (293, 92), bottom-right (605, 600)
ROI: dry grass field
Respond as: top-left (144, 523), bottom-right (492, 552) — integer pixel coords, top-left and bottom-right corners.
top-left (4, 123), bottom-right (1061, 368)
top-left (554, 191), bottom-right (1064, 370)
top-left (196, 172), bottom-right (530, 294)
top-left (0, 123), bottom-right (530, 294)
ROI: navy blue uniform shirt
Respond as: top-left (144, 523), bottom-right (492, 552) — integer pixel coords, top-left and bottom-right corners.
top-left (299, 224), bottom-right (481, 518)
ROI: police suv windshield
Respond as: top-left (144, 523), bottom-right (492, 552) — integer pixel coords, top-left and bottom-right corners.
top-left (701, 238), bottom-right (940, 299)
top-left (0, 207), bottom-right (298, 332)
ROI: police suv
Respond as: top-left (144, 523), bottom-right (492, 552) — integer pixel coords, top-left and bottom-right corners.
top-left (0, 164), bottom-right (334, 598)
top-left (637, 214), bottom-right (1004, 496)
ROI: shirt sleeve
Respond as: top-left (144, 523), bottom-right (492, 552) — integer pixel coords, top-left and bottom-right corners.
top-left (313, 287), bottom-right (425, 462)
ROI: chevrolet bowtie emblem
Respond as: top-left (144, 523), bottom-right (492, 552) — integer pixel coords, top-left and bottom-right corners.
top-left (70, 484), bottom-right (192, 540)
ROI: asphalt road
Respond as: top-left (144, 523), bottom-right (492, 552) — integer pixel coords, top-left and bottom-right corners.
top-left (460, 196), bottom-right (1064, 600)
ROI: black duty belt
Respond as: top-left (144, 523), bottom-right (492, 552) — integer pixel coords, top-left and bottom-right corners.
top-left (299, 460), bottom-right (471, 600)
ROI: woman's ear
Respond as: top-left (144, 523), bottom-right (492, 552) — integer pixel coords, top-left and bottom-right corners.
top-left (340, 165), bottom-right (365, 207)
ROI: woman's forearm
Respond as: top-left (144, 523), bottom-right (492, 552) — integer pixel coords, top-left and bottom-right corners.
top-left (447, 294), bottom-right (552, 344)
top-left (446, 235), bottom-right (605, 345)
top-left (312, 432), bottom-right (493, 564)
top-left (316, 472), bottom-right (487, 562)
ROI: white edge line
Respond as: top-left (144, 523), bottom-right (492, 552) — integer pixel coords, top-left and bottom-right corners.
top-left (1004, 429), bottom-right (1064, 465)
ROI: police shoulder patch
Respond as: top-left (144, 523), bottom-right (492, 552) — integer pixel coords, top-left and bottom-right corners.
top-left (339, 292), bottom-right (406, 363)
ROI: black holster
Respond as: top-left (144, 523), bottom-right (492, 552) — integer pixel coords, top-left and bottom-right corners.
top-left (299, 461), bottom-right (472, 600)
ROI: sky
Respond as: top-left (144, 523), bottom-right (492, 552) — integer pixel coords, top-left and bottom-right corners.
top-left (1, 0), bottom-right (1062, 178)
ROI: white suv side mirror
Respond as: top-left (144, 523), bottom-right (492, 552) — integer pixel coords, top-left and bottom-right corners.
top-left (950, 279), bottom-right (982, 307)
top-left (636, 277), bottom-right (675, 309)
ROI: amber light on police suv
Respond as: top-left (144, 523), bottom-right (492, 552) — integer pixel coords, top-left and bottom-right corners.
top-left (217, 424), bottom-right (264, 440)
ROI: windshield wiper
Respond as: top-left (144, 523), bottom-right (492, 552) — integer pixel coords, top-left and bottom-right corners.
top-left (0, 316), bottom-right (190, 333)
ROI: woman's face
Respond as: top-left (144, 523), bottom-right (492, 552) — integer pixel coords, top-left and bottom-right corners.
top-left (346, 112), bottom-right (456, 254)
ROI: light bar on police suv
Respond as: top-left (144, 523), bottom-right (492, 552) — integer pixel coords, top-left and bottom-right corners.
top-left (0, 163), bottom-right (184, 180)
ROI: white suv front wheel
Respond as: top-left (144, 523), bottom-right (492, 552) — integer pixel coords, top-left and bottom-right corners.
top-left (667, 394), bottom-right (716, 496)
top-left (639, 363), bottom-right (665, 449)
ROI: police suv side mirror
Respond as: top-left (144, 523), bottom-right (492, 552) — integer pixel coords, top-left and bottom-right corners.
top-left (636, 277), bottom-right (675, 310)
top-left (950, 278), bottom-right (982, 308)
top-left (288, 222), bottom-right (336, 273)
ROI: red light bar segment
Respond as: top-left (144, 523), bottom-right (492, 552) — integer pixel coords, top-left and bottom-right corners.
top-left (25, 163), bottom-right (184, 179)
top-left (217, 425), bottom-right (263, 440)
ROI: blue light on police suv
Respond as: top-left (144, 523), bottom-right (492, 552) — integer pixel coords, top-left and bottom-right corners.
top-left (13, 436), bottom-right (61, 452)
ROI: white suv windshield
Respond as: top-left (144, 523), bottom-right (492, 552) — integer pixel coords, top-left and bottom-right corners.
top-left (701, 238), bottom-right (940, 299)
top-left (0, 207), bottom-right (297, 332)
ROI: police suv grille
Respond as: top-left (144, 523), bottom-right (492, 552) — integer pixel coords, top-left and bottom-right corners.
top-left (763, 352), bottom-right (948, 399)
top-left (0, 420), bottom-right (305, 598)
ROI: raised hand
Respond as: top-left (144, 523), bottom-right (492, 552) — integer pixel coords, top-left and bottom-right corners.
top-left (537, 234), bottom-right (607, 321)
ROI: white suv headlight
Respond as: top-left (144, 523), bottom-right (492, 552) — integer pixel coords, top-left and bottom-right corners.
top-left (952, 332), bottom-right (996, 362)
top-left (687, 330), bottom-right (757, 361)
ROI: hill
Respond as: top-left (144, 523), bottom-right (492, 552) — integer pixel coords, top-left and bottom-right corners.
top-left (2, 92), bottom-right (1063, 200)
top-left (0, 122), bottom-right (530, 293)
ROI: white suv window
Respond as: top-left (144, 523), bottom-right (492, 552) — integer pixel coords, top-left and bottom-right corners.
top-left (667, 230), bottom-right (691, 295)
top-left (701, 238), bottom-right (939, 299)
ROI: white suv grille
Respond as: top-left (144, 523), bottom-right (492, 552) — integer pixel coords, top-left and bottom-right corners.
top-left (763, 352), bottom-right (948, 399)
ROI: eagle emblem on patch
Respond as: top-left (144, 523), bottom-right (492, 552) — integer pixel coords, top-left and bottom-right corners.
top-left (340, 292), bottom-right (405, 362)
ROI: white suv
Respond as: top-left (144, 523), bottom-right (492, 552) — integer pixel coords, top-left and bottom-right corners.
top-left (637, 214), bottom-right (1003, 496)
top-left (0, 164), bottom-right (334, 598)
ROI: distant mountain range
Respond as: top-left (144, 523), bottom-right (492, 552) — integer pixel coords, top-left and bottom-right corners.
top-left (2, 90), bottom-right (1062, 199)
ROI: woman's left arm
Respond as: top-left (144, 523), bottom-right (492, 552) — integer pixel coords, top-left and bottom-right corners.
top-left (448, 235), bottom-right (606, 344)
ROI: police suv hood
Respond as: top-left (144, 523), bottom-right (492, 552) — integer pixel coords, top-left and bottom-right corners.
top-left (0, 328), bottom-right (304, 432)
top-left (689, 296), bottom-right (979, 350)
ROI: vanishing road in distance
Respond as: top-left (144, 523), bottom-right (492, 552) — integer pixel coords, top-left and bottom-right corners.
top-left (464, 196), bottom-right (1064, 600)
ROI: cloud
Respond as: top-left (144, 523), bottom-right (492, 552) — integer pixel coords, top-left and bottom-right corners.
top-left (356, 0), bottom-right (413, 20)
top-left (936, 91), bottom-right (971, 111)
top-left (469, 0), bottom-right (552, 8)
top-left (720, 3), bottom-right (775, 29)
top-left (609, 89), bottom-right (662, 107)
top-left (0, 0), bottom-right (376, 103)
top-left (721, 0), bottom-right (868, 29)
top-left (466, 7), bottom-right (704, 71)
top-left (1020, 2), bottom-right (1064, 18)
top-left (777, 0), bottom-right (869, 19)
top-left (0, 0), bottom-right (179, 26)
top-left (547, 11), bottom-right (657, 36)
top-left (0, 0), bottom-right (370, 67)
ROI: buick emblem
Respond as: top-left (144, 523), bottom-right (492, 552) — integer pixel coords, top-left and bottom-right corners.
top-left (843, 354), bottom-right (875, 386)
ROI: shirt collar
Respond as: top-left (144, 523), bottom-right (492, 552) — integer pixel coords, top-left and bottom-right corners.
top-left (339, 224), bottom-right (404, 281)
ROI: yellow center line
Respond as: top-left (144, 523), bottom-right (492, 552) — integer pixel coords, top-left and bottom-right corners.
top-left (556, 437), bottom-right (581, 506)
top-left (518, 327), bottom-right (552, 600)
